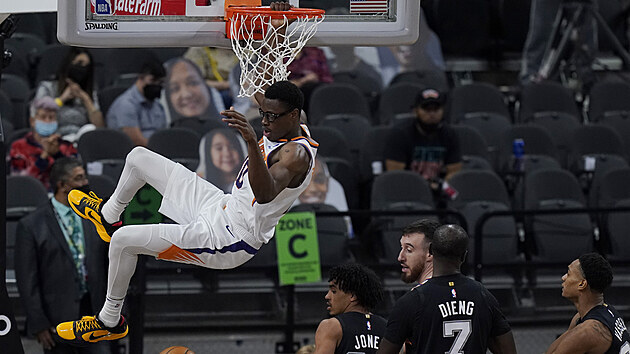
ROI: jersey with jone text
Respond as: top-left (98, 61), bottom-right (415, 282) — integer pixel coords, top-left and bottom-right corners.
top-left (335, 312), bottom-right (387, 354)
top-left (384, 273), bottom-right (511, 354)
top-left (226, 124), bottom-right (318, 244)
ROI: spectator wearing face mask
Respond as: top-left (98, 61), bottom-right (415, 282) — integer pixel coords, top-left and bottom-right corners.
top-left (9, 97), bottom-right (78, 190)
top-left (384, 88), bottom-right (462, 188)
top-left (34, 47), bottom-right (105, 142)
top-left (107, 59), bottom-right (167, 146)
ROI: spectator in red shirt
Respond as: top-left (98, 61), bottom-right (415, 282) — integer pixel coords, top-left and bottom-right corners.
top-left (9, 97), bottom-right (78, 190)
top-left (287, 47), bottom-right (333, 116)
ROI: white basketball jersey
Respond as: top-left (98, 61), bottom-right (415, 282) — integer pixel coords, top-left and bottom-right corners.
top-left (226, 124), bottom-right (318, 244)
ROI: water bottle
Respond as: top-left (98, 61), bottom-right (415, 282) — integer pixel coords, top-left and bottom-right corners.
top-left (512, 138), bottom-right (525, 172)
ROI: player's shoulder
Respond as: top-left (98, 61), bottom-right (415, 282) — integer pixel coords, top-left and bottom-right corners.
top-left (573, 318), bottom-right (613, 342)
top-left (317, 317), bottom-right (342, 335)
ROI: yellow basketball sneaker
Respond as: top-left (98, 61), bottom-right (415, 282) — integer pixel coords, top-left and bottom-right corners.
top-left (68, 189), bottom-right (122, 242)
top-left (57, 315), bottom-right (128, 344)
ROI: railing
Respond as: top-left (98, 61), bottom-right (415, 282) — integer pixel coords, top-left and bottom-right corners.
top-left (473, 206), bottom-right (630, 281)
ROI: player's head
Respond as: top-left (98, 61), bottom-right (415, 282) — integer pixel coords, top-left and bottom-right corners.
top-left (562, 253), bottom-right (613, 298)
top-left (137, 58), bottom-right (166, 101)
top-left (398, 219), bottom-right (441, 283)
top-left (50, 157), bottom-right (87, 195)
top-left (430, 224), bottom-right (468, 266)
top-left (260, 81), bottom-right (304, 141)
top-left (414, 88), bottom-right (445, 134)
top-left (326, 263), bottom-right (384, 315)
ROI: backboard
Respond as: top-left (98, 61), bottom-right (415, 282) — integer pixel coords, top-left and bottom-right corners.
top-left (57, 0), bottom-right (420, 47)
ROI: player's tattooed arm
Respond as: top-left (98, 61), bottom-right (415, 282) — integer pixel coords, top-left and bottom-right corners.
top-left (545, 319), bottom-right (612, 354)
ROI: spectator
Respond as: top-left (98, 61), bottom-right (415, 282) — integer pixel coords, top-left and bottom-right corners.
top-left (34, 47), bottom-right (105, 142)
top-left (392, 7), bottom-right (446, 74)
top-left (287, 47), bottom-right (334, 115)
top-left (519, 0), bottom-right (597, 85)
top-left (15, 157), bottom-right (109, 354)
top-left (197, 128), bottom-right (246, 193)
top-left (327, 45), bottom-right (383, 86)
top-left (9, 97), bottom-right (78, 190)
top-left (184, 47), bottom-right (238, 107)
top-left (314, 263), bottom-right (387, 354)
top-left (164, 57), bottom-right (225, 125)
top-left (107, 59), bottom-right (167, 146)
top-left (293, 157), bottom-right (353, 237)
top-left (384, 88), bottom-right (462, 188)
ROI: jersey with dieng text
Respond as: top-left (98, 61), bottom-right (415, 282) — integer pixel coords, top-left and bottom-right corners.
top-left (335, 312), bottom-right (387, 354)
top-left (227, 124), bottom-right (318, 244)
top-left (383, 273), bottom-right (511, 354)
top-left (576, 303), bottom-right (630, 354)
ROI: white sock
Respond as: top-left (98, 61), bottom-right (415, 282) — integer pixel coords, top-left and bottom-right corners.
top-left (98, 296), bottom-right (124, 328)
top-left (101, 200), bottom-right (126, 225)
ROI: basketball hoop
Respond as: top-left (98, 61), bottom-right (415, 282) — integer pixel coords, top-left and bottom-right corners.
top-left (225, 6), bottom-right (325, 97)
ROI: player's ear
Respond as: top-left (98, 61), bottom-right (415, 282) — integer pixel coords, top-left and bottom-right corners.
top-left (578, 278), bottom-right (588, 291)
top-left (460, 250), bottom-right (468, 263)
top-left (428, 243), bottom-right (434, 256)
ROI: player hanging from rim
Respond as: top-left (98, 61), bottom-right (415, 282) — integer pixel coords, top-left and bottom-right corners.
top-left (56, 1), bottom-right (318, 344)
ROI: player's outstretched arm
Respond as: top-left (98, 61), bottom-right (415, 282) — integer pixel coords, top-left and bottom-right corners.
top-left (221, 108), bottom-right (309, 203)
top-left (313, 318), bottom-right (342, 354)
top-left (488, 331), bottom-right (517, 354)
top-left (254, 1), bottom-right (293, 106)
top-left (545, 319), bottom-right (612, 354)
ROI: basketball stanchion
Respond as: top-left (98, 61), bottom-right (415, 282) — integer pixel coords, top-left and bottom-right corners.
top-left (0, 14), bottom-right (25, 354)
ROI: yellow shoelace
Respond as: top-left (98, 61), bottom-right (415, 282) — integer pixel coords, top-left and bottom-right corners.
top-left (76, 317), bottom-right (101, 332)
top-left (84, 191), bottom-right (103, 210)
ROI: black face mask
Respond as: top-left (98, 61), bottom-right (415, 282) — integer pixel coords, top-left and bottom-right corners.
top-left (75, 184), bottom-right (92, 194)
top-left (143, 84), bottom-right (162, 101)
top-left (417, 120), bottom-right (442, 134)
top-left (67, 64), bottom-right (89, 86)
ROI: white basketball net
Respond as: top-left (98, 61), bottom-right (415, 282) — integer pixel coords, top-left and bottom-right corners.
top-left (229, 12), bottom-right (324, 97)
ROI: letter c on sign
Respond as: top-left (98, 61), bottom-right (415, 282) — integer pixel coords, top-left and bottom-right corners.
top-left (0, 315), bottom-right (11, 336)
top-left (289, 234), bottom-right (307, 258)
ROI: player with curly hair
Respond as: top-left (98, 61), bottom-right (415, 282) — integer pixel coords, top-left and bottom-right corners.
top-left (314, 263), bottom-right (386, 354)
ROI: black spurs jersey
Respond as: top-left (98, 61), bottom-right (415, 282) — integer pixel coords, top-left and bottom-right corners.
top-left (335, 312), bottom-right (387, 354)
top-left (576, 304), bottom-right (630, 354)
top-left (384, 273), bottom-right (511, 354)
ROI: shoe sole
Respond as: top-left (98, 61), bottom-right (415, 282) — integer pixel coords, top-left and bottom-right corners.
top-left (81, 329), bottom-right (128, 343)
top-left (68, 192), bottom-right (111, 243)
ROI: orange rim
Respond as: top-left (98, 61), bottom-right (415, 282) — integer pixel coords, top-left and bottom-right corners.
top-left (226, 6), bottom-right (325, 20)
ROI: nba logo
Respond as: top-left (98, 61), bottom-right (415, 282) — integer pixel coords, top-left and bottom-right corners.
top-left (95, 0), bottom-right (113, 15)
top-left (366, 321), bottom-right (371, 331)
top-left (451, 289), bottom-right (457, 298)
